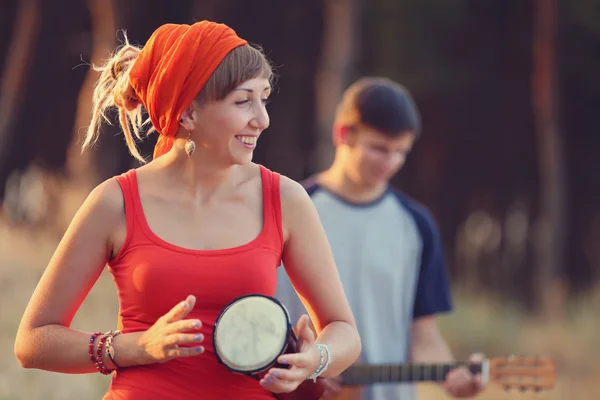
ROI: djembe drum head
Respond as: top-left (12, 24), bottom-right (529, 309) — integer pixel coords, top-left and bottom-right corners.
top-left (213, 294), bottom-right (292, 375)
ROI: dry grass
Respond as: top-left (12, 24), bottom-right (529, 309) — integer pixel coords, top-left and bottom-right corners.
top-left (0, 222), bottom-right (116, 400)
top-left (1, 221), bottom-right (597, 399)
top-left (418, 288), bottom-right (600, 400)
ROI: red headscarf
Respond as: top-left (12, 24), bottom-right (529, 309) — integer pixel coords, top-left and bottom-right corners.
top-left (129, 21), bottom-right (248, 159)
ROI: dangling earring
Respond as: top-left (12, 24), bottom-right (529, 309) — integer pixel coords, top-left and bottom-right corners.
top-left (184, 130), bottom-right (196, 157)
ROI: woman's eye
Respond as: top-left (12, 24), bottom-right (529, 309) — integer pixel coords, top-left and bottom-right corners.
top-left (235, 100), bottom-right (250, 105)
top-left (262, 98), bottom-right (271, 106)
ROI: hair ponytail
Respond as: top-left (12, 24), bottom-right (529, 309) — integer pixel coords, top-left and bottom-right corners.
top-left (82, 33), bottom-right (151, 163)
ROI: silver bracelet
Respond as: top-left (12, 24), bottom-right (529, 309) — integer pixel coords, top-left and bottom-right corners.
top-left (306, 344), bottom-right (332, 382)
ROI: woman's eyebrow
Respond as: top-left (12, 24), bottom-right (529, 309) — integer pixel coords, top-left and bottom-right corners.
top-left (235, 86), bottom-right (271, 93)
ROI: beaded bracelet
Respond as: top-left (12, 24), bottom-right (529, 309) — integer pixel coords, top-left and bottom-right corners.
top-left (88, 331), bottom-right (103, 365)
top-left (306, 345), bottom-right (325, 382)
top-left (95, 333), bottom-right (112, 375)
top-left (306, 344), bottom-right (332, 382)
top-left (318, 344), bottom-right (332, 376)
top-left (88, 330), bottom-right (119, 375)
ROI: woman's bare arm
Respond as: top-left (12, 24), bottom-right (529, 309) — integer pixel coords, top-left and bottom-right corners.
top-left (279, 176), bottom-right (361, 377)
top-left (15, 176), bottom-right (206, 373)
top-left (13, 178), bottom-right (145, 372)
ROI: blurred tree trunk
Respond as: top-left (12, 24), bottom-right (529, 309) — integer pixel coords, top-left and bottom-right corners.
top-left (0, 0), bottom-right (91, 233)
top-left (191, 0), bottom-right (220, 20)
top-left (0, 0), bottom-right (40, 199)
top-left (209, 1), bottom-right (324, 180)
top-left (531, 0), bottom-right (566, 318)
top-left (311, 0), bottom-right (358, 172)
top-left (0, 1), bottom-right (20, 63)
top-left (65, 0), bottom-right (117, 191)
top-left (63, 1), bottom-right (199, 192)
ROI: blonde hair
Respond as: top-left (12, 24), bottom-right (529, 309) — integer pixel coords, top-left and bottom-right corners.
top-left (82, 33), bottom-right (273, 164)
top-left (83, 34), bottom-right (147, 163)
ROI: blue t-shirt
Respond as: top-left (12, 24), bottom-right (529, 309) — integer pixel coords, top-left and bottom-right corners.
top-left (275, 179), bottom-right (453, 400)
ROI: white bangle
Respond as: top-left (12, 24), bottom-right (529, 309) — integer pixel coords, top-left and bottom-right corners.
top-left (306, 344), bottom-right (332, 382)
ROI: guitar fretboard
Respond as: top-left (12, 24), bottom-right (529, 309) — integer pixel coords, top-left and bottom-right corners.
top-left (341, 363), bottom-right (482, 385)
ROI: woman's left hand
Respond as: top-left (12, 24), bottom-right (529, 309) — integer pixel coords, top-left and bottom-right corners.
top-left (260, 314), bottom-right (321, 393)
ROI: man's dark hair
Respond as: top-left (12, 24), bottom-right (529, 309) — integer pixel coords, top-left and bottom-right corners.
top-left (335, 77), bottom-right (421, 137)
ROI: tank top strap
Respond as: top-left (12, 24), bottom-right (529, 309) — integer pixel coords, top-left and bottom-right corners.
top-left (258, 165), bottom-right (284, 254)
top-left (111, 169), bottom-right (148, 262)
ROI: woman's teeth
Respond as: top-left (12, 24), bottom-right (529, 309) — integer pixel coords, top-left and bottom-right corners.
top-left (237, 136), bottom-right (257, 145)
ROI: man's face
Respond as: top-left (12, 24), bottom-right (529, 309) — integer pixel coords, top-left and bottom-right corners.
top-left (345, 125), bottom-right (416, 187)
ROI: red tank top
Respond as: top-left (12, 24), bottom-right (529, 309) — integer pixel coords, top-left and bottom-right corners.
top-left (103, 165), bottom-right (283, 399)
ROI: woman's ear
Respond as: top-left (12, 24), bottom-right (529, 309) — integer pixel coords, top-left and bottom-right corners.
top-left (179, 103), bottom-right (198, 131)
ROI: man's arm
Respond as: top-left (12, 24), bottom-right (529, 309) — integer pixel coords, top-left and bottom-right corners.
top-left (411, 317), bottom-right (486, 398)
top-left (405, 199), bottom-right (485, 397)
top-left (409, 316), bottom-right (453, 363)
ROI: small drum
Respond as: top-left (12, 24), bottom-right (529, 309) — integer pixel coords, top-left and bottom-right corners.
top-left (213, 294), bottom-right (293, 374)
top-left (213, 294), bottom-right (327, 400)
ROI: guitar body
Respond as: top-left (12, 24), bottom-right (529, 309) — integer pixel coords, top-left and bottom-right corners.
top-left (275, 379), bottom-right (327, 400)
top-left (324, 387), bottom-right (363, 400)
top-left (277, 379), bottom-right (362, 400)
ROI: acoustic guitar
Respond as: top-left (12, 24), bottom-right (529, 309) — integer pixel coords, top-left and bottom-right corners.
top-left (283, 355), bottom-right (556, 400)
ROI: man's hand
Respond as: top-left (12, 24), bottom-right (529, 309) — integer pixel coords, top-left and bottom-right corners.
top-left (444, 353), bottom-right (487, 398)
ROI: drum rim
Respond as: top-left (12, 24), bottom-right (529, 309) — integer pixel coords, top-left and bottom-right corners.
top-left (212, 294), bottom-right (292, 375)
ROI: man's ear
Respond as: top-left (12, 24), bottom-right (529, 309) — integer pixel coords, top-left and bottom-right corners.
top-left (333, 124), bottom-right (352, 146)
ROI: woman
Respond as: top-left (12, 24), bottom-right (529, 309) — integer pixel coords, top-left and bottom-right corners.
top-left (14, 21), bottom-right (361, 399)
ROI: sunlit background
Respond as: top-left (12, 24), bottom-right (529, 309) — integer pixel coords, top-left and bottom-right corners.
top-left (1, 0), bottom-right (599, 399)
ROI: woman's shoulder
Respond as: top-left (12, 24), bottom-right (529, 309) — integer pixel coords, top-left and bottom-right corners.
top-left (80, 175), bottom-right (127, 220)
top-left (277, 173), bottom-right (315, 215)
top-left (279, 174), bottom-right (305, 198)
top-left (247, 163), bottom-right (310, 211)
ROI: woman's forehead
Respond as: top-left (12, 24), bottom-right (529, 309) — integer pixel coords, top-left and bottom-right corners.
top-left (235, 77), bottom-right (271, 92)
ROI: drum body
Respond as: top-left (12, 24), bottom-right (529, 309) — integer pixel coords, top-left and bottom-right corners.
top-left (213, 294), bottom-right (294, 375)
top-left (213, 294), bottom-right (327, 400)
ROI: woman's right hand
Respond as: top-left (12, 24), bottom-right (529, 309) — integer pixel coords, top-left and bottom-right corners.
top-left (135, 295), bottom-right (205, 365)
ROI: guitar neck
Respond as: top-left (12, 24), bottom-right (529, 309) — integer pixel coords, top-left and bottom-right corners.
top-left (340, 361), bottom-right (487, 385)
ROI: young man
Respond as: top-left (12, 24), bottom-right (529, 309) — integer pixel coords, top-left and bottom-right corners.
top-left (275, 77), bottom-right (486, 399)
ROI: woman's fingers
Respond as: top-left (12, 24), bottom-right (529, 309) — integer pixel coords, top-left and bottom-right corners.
top-left (260, 371), bottom-right (297, 393)
top-left (164, 318), bottom-right (202, 335)
top-left (266, 367), bottom-right (306, 383)
top-left (164, 332), bottom-right (204, 347)
top-left (277, 352), bottom-right (311, 368)
top-left (166, 344), bottom-right (205, 358)
top-left (295, 314), bottom-right (315, 343)
top-left (163, 295), bottom-right (196, 323)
